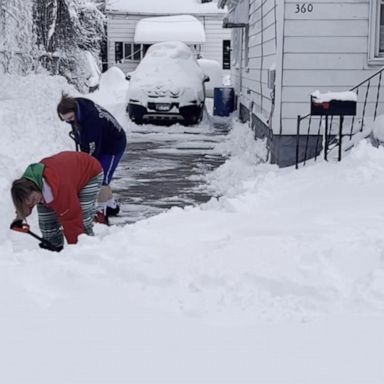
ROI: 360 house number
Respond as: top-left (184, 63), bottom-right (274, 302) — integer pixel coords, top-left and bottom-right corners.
top-left (295, 3), bottom-right (314, 13)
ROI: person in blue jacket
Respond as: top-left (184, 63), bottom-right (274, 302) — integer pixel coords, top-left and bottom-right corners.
top-left (57, 95), bottom-right (127, 223)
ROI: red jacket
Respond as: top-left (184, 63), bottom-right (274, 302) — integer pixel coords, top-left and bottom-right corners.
top-left (41, 151), bottom-right (102, 244)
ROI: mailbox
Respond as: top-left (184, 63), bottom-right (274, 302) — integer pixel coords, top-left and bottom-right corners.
top-left (310, 94), bottom-right (356, 116)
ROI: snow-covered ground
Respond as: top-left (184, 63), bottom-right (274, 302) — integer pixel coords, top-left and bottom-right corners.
top-left (1, 71), bottom-right (384, 383)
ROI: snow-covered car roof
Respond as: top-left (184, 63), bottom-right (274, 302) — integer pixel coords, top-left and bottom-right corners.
top-left (128, 41), bottom-right (205, 92)
top-left (134, 15), bottom-right (206, 44)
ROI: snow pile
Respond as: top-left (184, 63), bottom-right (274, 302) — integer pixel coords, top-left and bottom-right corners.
top-left (311, 90), bottom-right (357, 102)
top-left (84, 51), bottom-right (101, 88)
top-left (93, 66), bottom-right (129, 106)
top-left (198, 58), bottom-right (223, 97)
top-left (1, 72), bottom-right (384, 383)
top-left (372, 114), bottom-right (384, 142)
top-left (0, 74), bottom-right (74, 173)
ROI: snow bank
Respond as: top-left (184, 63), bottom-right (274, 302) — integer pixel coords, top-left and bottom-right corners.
top-left (2, 72), bottom-right (384, 383)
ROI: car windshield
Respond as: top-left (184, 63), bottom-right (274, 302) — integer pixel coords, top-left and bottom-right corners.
top-left (130, 41), bottom-right (203, 88)
top-left (145, 42), bottom-right (194, 61)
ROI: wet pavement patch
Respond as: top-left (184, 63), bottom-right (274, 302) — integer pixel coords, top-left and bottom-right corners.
top-left (110, 118), bottom-right (231, 224)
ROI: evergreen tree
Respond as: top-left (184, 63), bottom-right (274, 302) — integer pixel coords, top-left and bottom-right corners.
top-left (33, 0), bottom-right (106, 91)
top-left (0, 0), bottom-right (36, 74)
top-left (0, 0), bottom-right (105, 89)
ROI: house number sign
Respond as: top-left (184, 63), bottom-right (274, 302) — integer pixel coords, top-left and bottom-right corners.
top-left (295, 3), bottom-right (314, 13)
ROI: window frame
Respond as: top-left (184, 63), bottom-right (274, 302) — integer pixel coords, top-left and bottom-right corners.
top-left (243, 25), bottom-right (250, 69)
top-left (114, 42), bottom-right (150, 63)
top-left (223, 39), bottom-right (231, 70)
top-left (368, 0), bottom-right (384, 64)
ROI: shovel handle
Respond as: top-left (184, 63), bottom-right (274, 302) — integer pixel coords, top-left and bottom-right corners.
top-left (27, 230), bottom-right (58, 249)
top-left (11, 220), bottom-right (59, 250)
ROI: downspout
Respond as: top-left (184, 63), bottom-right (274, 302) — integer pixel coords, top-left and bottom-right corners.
top-left (239, 27), bottom-right (244, 114)
top-left (274, 0), bottom-right (285, 136)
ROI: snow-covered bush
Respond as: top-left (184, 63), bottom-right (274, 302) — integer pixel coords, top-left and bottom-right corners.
top-left (371, 114), bottom-right (384, 147)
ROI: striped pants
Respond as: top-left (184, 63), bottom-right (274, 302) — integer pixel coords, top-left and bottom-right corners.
top-left (37, 172), bottom-right (103, 247)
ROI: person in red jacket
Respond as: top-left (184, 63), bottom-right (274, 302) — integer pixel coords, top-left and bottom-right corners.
top-left (10, 151), bottom-right (103, 251)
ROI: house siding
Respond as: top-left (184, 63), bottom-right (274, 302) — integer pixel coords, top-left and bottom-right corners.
top-left (228, 0), bottom-right (383, 166)
top-left (106, 13), bottom-right (141, 74)
top-left (280, 0), bottom-right (374, 135)
top-left (199, 15), bottom-right (231, 68)
top-left (232, 0), bottom-right (278, 126)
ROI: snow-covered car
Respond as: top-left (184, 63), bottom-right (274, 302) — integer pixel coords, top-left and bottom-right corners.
top-left (126, 41), bottom-right (209, 125)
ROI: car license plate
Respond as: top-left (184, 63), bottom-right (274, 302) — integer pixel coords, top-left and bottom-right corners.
top-left (156, 103), bottom-right (171, 111)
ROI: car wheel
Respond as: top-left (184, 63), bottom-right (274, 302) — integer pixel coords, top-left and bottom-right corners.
top-left (129, 113), bottom-right (144, 125)
top-left (127, 103), bottom-right (146, 125)
top-left (195, 104), bottom-right (204, 124)
top-left (180, 104), bottom-right (204, 126)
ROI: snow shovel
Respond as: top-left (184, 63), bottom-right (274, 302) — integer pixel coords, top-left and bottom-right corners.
top-left (10, 219), bottom-right (62, 252)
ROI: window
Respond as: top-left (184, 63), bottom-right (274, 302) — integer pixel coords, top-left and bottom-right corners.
top-left (369, 0), bottom-right (384, 62)
top-left (124, 43), bottom-right (132, 60)
top-left (133, 44), bottom-right (141, 61)
top-left (243, 26), bottom-right (249, 69)
top-left (223, 40), bottom-right (231, 69)
top-left (142, 44), bottom-right (151, 57)
top-left (114, 42), bottom-right (151, 63)
top-left (114, 42), bottom-right (123, 63)
top-left (380, 1), bottom-right (384, 53)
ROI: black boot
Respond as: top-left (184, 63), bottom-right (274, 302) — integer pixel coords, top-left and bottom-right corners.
top-left (106, 204), bottom-right (120, 217)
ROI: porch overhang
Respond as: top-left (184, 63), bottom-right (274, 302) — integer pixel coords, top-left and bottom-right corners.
top-left (219, 0), bottom-right (249, 28)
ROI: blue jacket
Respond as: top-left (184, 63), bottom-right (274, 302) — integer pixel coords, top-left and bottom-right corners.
top-left (72, 98), bottom-right (126, 159)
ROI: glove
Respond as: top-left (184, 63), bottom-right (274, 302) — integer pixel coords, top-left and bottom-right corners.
top-left (39, 242), bottom-right (63, 252)
top-left (10, 218), bottom-right (30, 233)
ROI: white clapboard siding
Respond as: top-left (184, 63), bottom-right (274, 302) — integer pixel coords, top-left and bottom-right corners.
top-left (231, 0), bottom-right (384, 136)
top-left (284, 19), bottom-right (367, 36)
top-left (279, 0), bottom-right (376, 134)
top-left (106, 14), bottom-right (141, 74)
top-left (283, 70), bottom-right (373, 87)
top-left (285, 1), bottom-right (368, 20)
top-left (198, 15), bottom-right (231, 68)
top-left (284, 36), bottom-right (368, 53)
top-left (284, 53), bottom-right (367, 70)
top-left (235, 0), bottom-right (278, 128)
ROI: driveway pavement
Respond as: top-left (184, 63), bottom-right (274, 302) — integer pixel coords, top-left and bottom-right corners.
top-left (111, 114), bottom-right (231, 224)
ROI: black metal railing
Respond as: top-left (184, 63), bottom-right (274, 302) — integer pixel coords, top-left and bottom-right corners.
top-left (296, 66), bottom-right (384, 169)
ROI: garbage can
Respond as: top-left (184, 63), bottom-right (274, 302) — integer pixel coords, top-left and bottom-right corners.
top-left (213, 87), bottom-right (235, 116)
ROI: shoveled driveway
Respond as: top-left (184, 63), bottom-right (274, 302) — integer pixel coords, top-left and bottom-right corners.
top-left (111, 115), bottom-right (231, 224)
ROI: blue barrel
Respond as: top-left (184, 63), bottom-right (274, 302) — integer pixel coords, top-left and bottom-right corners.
top-left (213, 87), bottom-right (235, 116)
